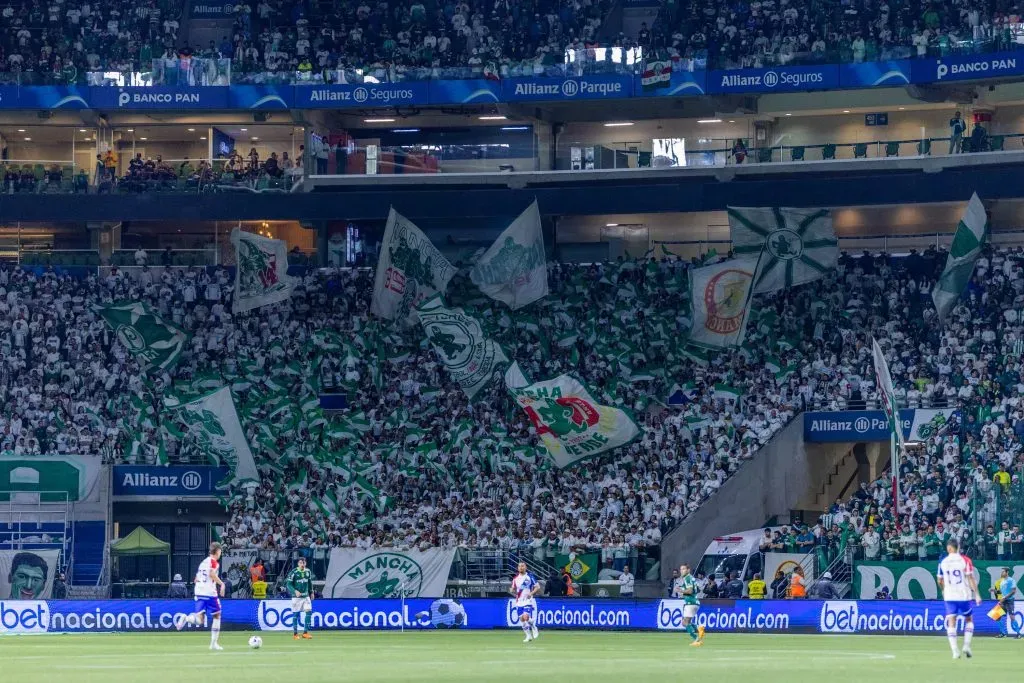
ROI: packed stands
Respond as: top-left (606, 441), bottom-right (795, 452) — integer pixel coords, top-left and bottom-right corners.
top-left (0, 240), bottom-right (1017, 575)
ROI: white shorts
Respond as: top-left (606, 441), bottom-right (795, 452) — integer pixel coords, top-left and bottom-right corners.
top-left (682, 604), bottom-right (699, 619)
top-left (515, 600), bottom-right (536, 618)
top-left (292, 597), bottom-right (312, 612)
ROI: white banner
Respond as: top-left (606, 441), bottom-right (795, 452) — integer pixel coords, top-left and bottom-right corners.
top-left (175, 387), bottom-right (259, 487)
top-left (509, 374), bottom-right (640, 468)
top-left (0, 549), bottom-right (61, 600)
top-left (688, 258), bottom-right (756, 348)
top-left (0, 454), bottom-right (103, 503)
top-left (231, 229), bottom-right (297, 314)
top-left (220, 549), bottom-right (259, 598)
top-left (763, 552), bottom-right (815, 588)
top-left (418, 295), bottom-right (508, 399)
top-left (728, 206), bottom-right (838, 293)
top-left (324, 548), bottom-right (456, 598)
top-left (470, 200), bottom-right (548, 310)
top-left (371, 209), bottom-right (456, 324)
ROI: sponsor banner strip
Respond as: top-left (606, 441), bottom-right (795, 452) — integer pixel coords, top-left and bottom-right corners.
top-left (803, 408), bottom-right (958, 443)
top-left (1, 598), bottom-right (1020, 635)
top-left (0, 54), bottom-right (1022, 109)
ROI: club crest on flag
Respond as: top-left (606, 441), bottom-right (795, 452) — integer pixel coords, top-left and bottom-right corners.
top-left (703, 267), bottom-right (754, 335)
top-left (728, 206), bottom-right (837, 293)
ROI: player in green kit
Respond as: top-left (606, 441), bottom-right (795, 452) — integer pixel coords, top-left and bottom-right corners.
top-left (286, 557), bottom-right (314, 640)
top-left (674, 563), bottom-right (705, 647)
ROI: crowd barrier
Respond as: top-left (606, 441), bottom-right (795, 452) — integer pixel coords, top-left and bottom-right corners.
top-left (0, 598), bottom-right (1019, 635)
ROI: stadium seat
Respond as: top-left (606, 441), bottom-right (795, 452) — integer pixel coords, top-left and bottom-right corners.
top-left (789, 147), bottom-right (805, 162)
top-left (756, 148), bottom-right (773, 163)
top-left (885, 142), bottom-right (900, 157)
top-left (917, 139), bottom-right (931, 156)
top-left (822, 144), bottom-right (837, 160)
top-left (853, 143), bottom-right (868, 159)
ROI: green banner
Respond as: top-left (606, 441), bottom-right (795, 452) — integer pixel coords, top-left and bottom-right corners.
top-left (555, 552), bottom-right (599, 583)
top-left (853, 561), bottom-right (1024, 600)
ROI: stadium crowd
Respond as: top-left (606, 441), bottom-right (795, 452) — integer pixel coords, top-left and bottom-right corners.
top-left (3, 0), bottom-right (1020, 83)
top-left (1, 242), bottom-right (1022, 574)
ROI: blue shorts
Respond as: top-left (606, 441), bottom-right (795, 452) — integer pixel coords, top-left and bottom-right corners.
top-left (516, 604), bottom-right (535, 618)
top-left (944, 600), bottom-right (972, 618)
top-left (194, 596), bottom-right (222, 617)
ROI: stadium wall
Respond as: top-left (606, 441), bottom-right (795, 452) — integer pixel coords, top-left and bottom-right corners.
top-left (658, 418), bottom-right (808, 576)
top-left (0, 598), bottom-right (1016, 636)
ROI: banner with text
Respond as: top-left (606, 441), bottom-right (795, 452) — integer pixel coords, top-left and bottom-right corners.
top-left (853, 561), bottom-right (1024, 601)
top-left (323, 548), bottom-right (456, 598)
top-left (1, 598), bottom-right (1021, 635)
top-left (112, 466), bottom-right (229, 497)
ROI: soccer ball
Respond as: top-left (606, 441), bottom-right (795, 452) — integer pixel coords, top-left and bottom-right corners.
top-left (248, 636), bottom-right (263, 649)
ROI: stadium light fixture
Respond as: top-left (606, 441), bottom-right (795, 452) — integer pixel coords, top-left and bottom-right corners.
top-left (240, 128), bottom-right (247, 131)
top-left (188, 128), bottom-right (196, 132)
top-left (479, 115), bottom-right (507, 121)
top-left (898, 107), bottom-right (905, 110)
top-left (606, 223), bottom-right (619, 227)
top-left (842, 110), bottom-right (850, 113)
top-left (23, 137), bottom-right (30, 141)
top-left (126, 129), bottom-right (134, 132)
top-left (603, 122), bottom-right (634, 127)
top-left (696, 119), bottom-right (722, 124)
top-left (17, 129), bottom-right (25, 132)
top-left (784, 113), bottom-right (792, 116)
top-left (79, 129), bottom-right (87, 132)
top-left (364, 118), bottom-right (396, 123)
top-left (728, 120), bottom-right (735, 123)
top-left (501, 126), bottom-right (529, 131)
top-left (139, 137), bottom-right (148, 140)
top-left (252, 137), bottom-right (259, 140)
top-left (200, 137), bottom-right (207, 140)
top-left (392, 128), bottom-right (420, 133)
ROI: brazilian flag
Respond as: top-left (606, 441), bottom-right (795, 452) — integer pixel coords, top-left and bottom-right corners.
top-left (555, 553), bottom-right (599, 583)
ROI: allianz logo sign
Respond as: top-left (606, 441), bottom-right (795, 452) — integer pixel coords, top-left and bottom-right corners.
top-left (121, 470), bottom-right (203, 491)
top-left (512, 80), bottom-right (624, 97)
top-left (808, 415), bottom-right (910, 434)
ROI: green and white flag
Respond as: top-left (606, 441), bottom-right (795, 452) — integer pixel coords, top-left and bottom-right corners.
top-left (98, 301), bottom-right (189, 371)
top-left (641, 60), bottom-right (672, 91)
top-left (688, 258), bottom-right (757, 348)
top-left (417, 295), bottom-right (508, 399)
top-left (470, 200), bottom-right (548, 310)
top-left (713, 384), bottom-right (743, 403)
top-left (231, 229), bottom-right (297, 314)
top-left (932, 193), bottom-right (988, 323)
top-left (371, 208), bottom-right (456, 324)
top-left (728, 206), bottom-right (838, 293)
top-left (175, 387), bottom-right (259, 487)
top-left (509, 374), bottom-right (639, 468)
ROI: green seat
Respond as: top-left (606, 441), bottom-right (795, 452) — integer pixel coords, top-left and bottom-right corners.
top-left (822, 144), bottom-right (837, 160)
top-left (917, 139), bottom-right (932, 156)
top-left (790, 146), bottom-right (805, 161)
top-left (756, 147), bottom-right (773, 163)
top-left (885, 141), bottom-right (900, 157)
top-left (990, 135), bottom-right (1005, 151)
top-left (33, 164), bottom-right (46, 181)
top-left (853, 143), bottom-right (868, 158)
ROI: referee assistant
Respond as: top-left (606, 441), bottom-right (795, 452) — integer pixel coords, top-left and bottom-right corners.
top-left (994, 567), bottom-right (1019, 638)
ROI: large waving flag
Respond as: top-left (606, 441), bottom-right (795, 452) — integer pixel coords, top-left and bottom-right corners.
top-left (470, 200), bottom-right (548, 310)
top-left (372, 208), bottom-right (456, 324)
top-left (688, 258), bottom-right (757, 348)
top-left (728, 206), bottom-right (838, 293)
top-left (172, 387), bottom-right (259, 488)
top-left (98, 301), bottom-right (189, 371)
top-left (931, 193), bottom-right (987, 323)
top-left (417, 295), bottom-right (508, 399)
top-left (231, 229), bottom-right (298, 314)
top-left (872, 337), bottom-right (904, 515)
top-left (508, 373), bottom-right (639, 468)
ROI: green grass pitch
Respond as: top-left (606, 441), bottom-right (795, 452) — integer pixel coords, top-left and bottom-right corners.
top-left (1, 631), bottom-right (1019, 682)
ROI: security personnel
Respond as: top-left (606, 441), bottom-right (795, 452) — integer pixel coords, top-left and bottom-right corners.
top-left (747, 573), bottom-right (767, 599)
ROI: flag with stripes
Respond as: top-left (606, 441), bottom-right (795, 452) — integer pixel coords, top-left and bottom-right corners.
top-left (728, 207), bottom-right (838, 293)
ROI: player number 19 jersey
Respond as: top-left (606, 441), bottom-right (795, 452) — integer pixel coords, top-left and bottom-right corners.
top-left (937, 553), bottom-right (975, 602)
top-left (194, 557), bottom-right (219, 598)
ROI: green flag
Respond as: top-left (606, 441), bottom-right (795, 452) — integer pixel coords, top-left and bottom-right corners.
top-left (98, 301), bottom-right (189, 371)
top-left (932, 193), bottom-right (987, 323)
top-left (728, 206), bottom-right (838, 293)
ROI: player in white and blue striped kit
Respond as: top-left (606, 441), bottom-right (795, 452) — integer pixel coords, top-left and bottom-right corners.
top-left (510, 562), bottom-right (540, 643)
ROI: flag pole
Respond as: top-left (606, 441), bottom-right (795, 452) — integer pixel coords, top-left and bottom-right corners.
top-left (891, 430), bottom-right (900, 523)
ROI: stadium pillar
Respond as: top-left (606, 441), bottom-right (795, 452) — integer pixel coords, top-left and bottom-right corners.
top-left (316, 222), bottom-right (328, 267)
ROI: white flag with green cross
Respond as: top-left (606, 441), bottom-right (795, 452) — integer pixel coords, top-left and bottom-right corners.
top-left (728, 206), bottom-right (838, 293)
top-left (97, 301), bottom-right (189, 371)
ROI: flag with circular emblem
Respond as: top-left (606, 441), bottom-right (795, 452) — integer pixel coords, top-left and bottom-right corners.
top-left (728, 206), bottom-right (838, 293)
top-left (687, 258), bottom-right (757, 348)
